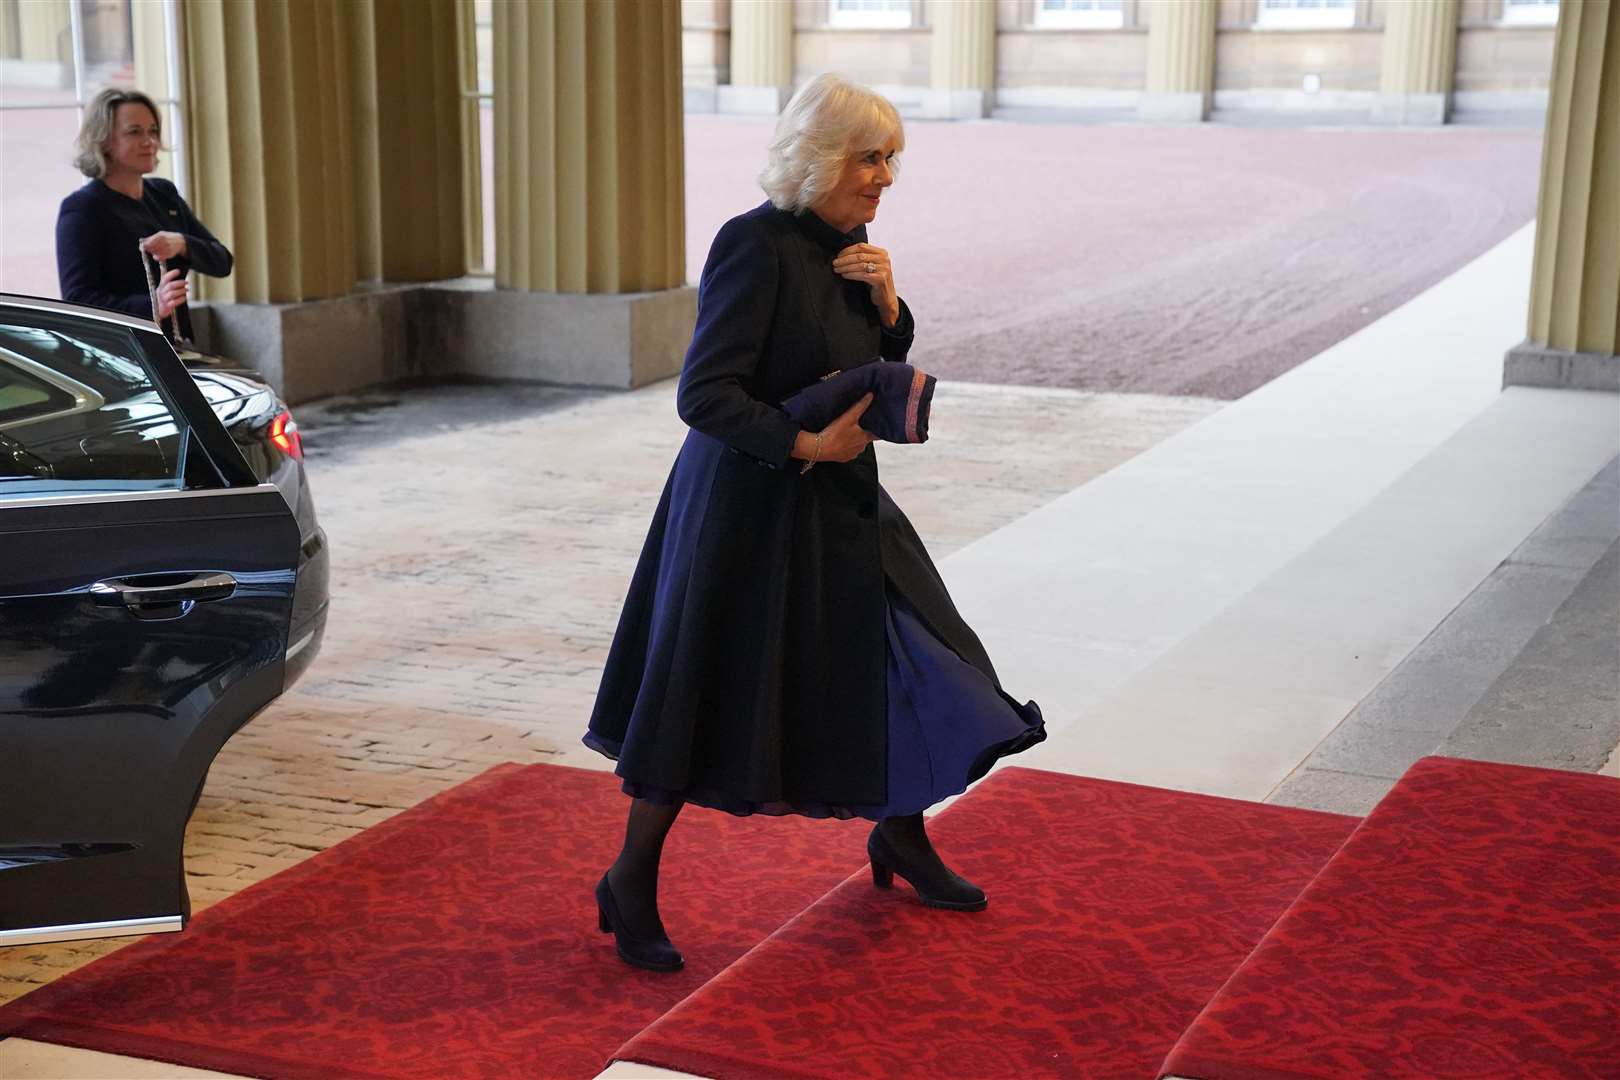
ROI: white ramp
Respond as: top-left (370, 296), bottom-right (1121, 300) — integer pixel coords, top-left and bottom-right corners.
top-left (940, 223), bottom-right (1620, 798)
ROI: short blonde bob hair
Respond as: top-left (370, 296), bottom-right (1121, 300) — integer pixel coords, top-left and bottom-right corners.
top-left (74, 87), bottom-right (165, 179)
top-left (759, 74), bottom-right (904, 213)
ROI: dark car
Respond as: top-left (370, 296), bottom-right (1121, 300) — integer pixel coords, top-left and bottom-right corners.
top-left (0, 295), bottom-right (329, 947)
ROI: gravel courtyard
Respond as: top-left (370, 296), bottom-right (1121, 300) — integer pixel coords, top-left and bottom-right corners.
top-left (685, 116), bottom-right (1543, 398)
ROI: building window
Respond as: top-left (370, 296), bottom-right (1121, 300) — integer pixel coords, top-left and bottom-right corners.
top-left (1034, 0), bottom-right (1125, 30)
top-left (1500, 0), bottom-right (1559, 26)
top-left (1254, 0), bottom-right (1356, 30)
top-left (0, 0), bottom-right (187, 302)
top-left (829, 0), bottom-right (913, 30)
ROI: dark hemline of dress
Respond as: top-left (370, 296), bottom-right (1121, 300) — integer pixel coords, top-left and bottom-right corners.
top-left (584, 585), bottom-right (1047, 822)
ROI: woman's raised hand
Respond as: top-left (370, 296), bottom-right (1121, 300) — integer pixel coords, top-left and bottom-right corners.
top-left (153, 267), bottom-right (188, 320)
top-left (140, 231), bottom-right (188, 261)
top-left (794, 392), bottom-right (876, 466)
top-left (833, 243), bottom-right (899, 328)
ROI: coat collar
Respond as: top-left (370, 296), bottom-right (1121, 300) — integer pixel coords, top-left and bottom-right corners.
top-left (786, 203), bottom-right (867, 253)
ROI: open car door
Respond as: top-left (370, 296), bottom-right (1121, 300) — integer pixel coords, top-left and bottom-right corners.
top-left (0, 298), bottom-right (300, 947)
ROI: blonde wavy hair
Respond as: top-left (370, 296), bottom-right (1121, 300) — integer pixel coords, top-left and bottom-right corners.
top-left (74, 87), bottom-right (165, 179)
top-left (758, 74), bottom-right (905, 213)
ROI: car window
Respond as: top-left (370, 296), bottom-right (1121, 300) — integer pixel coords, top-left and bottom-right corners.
top-left (0, 309), bottom-right (215, 500)
top-left (0, 363), bottom-right (75, 426)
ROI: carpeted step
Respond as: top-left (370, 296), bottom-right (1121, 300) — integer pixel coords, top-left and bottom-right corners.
top-left (612, 766), bottom-right (1357, 1080)
top-left (1159, 756), bottom-right (1620, 1080)
top-left (0, 763), bottom-right (873, 1080)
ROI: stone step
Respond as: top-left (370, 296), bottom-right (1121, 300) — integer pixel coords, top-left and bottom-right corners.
top-left (1271, 456), bottom-right (1618, 814)
top-left (1442, 531), bottom-right (1620, 770)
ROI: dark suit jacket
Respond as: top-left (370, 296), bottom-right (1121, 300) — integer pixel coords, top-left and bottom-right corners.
top-left (56, 177), bottom-right (232, 341)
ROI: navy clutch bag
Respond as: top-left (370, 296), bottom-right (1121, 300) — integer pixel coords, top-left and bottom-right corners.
top-left (780, 362), bottom-right (936, 444)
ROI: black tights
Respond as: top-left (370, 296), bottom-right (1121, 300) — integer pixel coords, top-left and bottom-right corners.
top-left (607, 803), bottom-right (950, 938)
top-left (607, 798), bottom-right (683, 940)
top-left (877, 812), bottom-right (948, 870)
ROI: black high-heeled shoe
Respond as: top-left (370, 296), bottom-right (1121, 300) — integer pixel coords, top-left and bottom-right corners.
top-left (595, 873), bottom-right (684, 971)
top-left (868, 825), bottom-right (988, 912)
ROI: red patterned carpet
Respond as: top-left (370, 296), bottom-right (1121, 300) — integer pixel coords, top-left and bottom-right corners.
top-left (0, 763), bottom-right (872, 1079)
top-left (1160, 757), bottom-right (1620, 1080)
top-left (616, 766), bottom-right (1358, 1080)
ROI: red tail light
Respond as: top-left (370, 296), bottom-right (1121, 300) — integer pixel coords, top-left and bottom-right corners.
top-left (270, 410), bottom-right (303, 460)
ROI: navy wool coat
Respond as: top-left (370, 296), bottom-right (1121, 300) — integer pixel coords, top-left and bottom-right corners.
top-left (587, 200), bottom-right (1007, 811)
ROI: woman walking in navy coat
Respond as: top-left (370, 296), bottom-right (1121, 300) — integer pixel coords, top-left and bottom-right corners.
top-left (585, 74), bottom-right (1044, 972)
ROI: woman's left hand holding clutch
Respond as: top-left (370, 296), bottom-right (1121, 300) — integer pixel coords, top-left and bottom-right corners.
top-left (834, 243), bottom-right (900, 329)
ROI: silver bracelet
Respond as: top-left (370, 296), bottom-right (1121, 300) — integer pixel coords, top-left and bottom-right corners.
top-left (800, 432), bottom-right (823, 475)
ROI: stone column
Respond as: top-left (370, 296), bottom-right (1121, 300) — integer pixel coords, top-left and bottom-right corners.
top-left (183, 0), bottom-right (357, 304)
top-left (495, 0), bottom-right (683, 294)
top-left (682, 0), bottom-right (730, 113)
top-left (924, 0), bottom-right (996, 120)
top-left (14, 0), bottom-right (68, 64)
top-left (1138, 0), bottom-right (1216, 123)
top-left (1505, 0), bottom-right (1619, 392)
top-left (719, 0), bottom-right (792, 114)
top-left (131, 0), bottom-right (176, 184)
top-left (1374, 0), bottom-right (1458, 125)
top-left (487, 0), bottom-right (693, 387)
top-left (341, 0), bottom-right (383, 283)
top-left (0, 2), bottom-right (23, 60)
top-left (457, 0), bottom-right (484, 271)
top-left (362, 0), bottom-right (467, 282)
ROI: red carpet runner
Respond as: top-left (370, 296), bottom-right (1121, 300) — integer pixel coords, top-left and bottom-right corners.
top-left (615, 765), bottom-right (1358, 1080)
top-left (1160, 757), bottom-right (1620, 1080)
top-left (0, 763), bottom-right (872, 1079)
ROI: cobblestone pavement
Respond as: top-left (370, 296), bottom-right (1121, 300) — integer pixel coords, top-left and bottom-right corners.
top-left (0, 380), bottom-right (1221, 1005)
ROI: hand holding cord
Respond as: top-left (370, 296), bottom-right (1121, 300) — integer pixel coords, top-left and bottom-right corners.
top-left (139, 241), bottom-right (187, 343)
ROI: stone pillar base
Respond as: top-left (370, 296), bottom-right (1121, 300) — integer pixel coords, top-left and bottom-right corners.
top-left (1135, 90), bottom-right (1209, 123)
top-left (192, 290), bottom-right (415, 405)
top-left (1504, 339), bottom-right (1619, 393)
top-left (192, 282), bottom-right (698, 404)
top-left (419, 283), bottom-right (697, 389)
top-left (1373, 91), bottom-right (1450, 125)
top-left (0, 59), bottom-right (70, 89)
top-left (717, 84), bottom-right (791, 114)
top-left (921, 88), bottom-right (993, 120)
top-left (684, 84), bottom-right (719, 113)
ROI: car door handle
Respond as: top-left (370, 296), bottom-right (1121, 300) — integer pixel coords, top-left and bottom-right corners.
top-left (91, 572), bottom-right (238, 610)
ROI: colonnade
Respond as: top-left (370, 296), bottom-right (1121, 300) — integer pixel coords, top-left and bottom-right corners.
top-left (719, 0), bottom-right (1468, 125)
top-left (123, 0), bottom-right (683, 305)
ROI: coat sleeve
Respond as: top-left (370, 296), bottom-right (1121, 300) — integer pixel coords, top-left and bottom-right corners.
top-left (879, 296), bottom-right (915, 363)
top-left (675, 216), bottom-right (803, 469)
top-left (56, 197), bottom-right (154, 320)
top-left (161, 180), bottom-right (233, 278)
